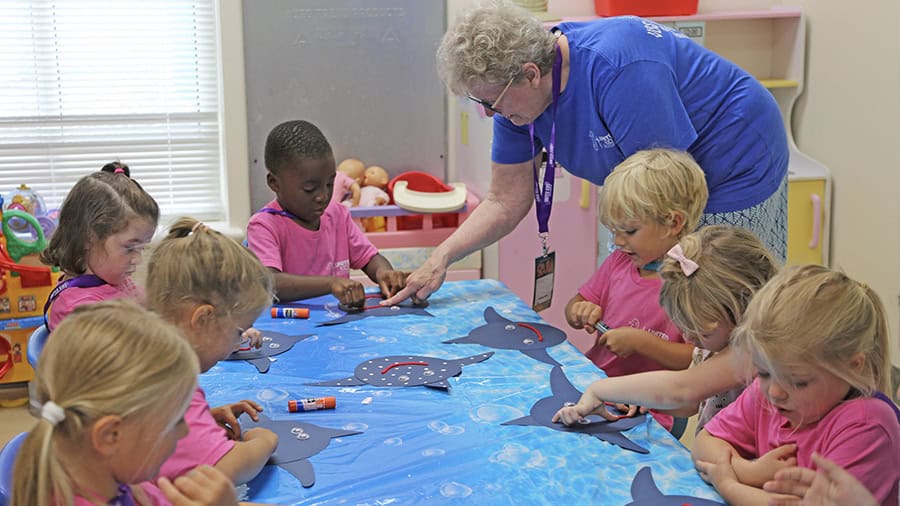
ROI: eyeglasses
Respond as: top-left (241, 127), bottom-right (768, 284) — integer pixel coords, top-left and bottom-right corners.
top-left (466, 77), bottom-right (515, 114)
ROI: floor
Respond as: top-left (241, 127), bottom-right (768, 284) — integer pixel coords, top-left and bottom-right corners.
top-left (0, 384), bottom-right (33, 448)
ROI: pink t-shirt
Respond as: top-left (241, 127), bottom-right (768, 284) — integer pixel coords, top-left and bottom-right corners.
top-left (705, 379), bottom-right (900, 505)
top-left (579, 250), bottom-right (685, 377)
top-left (47, 277), bottom-right (143, 331)
top-left (157, 387), bottom-right (235, 480)
top-left (247, 200), bottom-right (379, 278)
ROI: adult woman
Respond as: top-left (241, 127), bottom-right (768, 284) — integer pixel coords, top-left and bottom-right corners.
top-left (386, 0), bottom-right (787, 305)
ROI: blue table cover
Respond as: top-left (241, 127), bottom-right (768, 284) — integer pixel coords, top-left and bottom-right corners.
top-left (202, 279), bottom-right (723, 505)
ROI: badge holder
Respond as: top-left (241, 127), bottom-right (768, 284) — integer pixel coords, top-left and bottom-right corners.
top-left (532, 233), bottom-right (555, 312)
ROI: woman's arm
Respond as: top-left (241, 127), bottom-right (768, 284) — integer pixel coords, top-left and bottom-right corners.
top-left (384, 157), bottom-right (539, 304)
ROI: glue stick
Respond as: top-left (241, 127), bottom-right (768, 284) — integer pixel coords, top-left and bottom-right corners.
top-left (271, 307), bottom-right (309, 319)
top-left (288, 396), bottom-right (336, 412)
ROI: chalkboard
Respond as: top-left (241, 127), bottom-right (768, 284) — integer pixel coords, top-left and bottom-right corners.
top-left (243, 1), bottom-right (447, 211)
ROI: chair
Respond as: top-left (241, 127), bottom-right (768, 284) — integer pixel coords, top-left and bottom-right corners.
top-left (0, 432), bottom-right (27, 506)
top-left (26, 325), bottom-right (49, 370)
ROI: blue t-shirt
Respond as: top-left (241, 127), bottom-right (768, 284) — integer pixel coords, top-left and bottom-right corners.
top-left (491, 17), bottom-right (789, 213)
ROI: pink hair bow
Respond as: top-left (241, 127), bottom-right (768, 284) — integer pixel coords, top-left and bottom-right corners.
top-left (666, 244), bottom-right (699, 277)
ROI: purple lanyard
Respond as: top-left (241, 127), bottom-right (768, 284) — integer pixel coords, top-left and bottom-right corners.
top-left (258, 206), bottom-right (299, 220)
top-left (530, 43), bottom-right (562, 255)
top-left (108, 484), bottom-right (137, 506)
top-left (43, 274), bottom-right (107, 325)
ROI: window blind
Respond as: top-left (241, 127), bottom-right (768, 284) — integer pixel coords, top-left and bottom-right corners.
top-left (0, 0), bottom-right (224, 220)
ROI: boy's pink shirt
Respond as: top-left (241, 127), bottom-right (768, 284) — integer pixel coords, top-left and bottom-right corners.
top-left (48, 277), bottom-right (143, 331)
top-left (578, 250), bottom-right (685, 378)
top-left (247, 199), bottom-right (378, 277)
top-left (705, 379), bottom-right (900, 505)
top-left (157, 387), bottom-right (235, 481)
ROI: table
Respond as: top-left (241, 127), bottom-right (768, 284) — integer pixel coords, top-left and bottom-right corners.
top-left (203, 279), bottom-right (723, 505)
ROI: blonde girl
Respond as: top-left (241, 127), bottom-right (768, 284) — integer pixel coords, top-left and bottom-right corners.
top-left (554, 225), bottom-right (778, 432)
top-left (693, 265), bottom-right (899, 505)
top-left (13, 299), bottom-right (238, 506)
top-left (41, 166), bottom-right (159, 330)
top-left (146, 218), bottom-right (278, 485)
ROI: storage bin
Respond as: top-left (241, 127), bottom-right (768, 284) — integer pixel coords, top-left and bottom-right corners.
top-left (595, 0), bottom-right (698, 17)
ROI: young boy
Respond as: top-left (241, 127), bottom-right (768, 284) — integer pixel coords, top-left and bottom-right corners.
top-left (247, 120), bottom-right (407, 306)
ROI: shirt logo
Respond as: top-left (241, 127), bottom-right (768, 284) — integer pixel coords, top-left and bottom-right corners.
top-left (588, 130), bottom-right (616, 151)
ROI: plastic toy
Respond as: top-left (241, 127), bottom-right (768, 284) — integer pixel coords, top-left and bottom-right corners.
top-left (358, 165), bottom-right (390, 232)
top-left (0, 195), bottom-right (61, 320)
top-left (2, 184), bottom-right (58, 240)
top-left (387, 171), bottom-right (468, 230)
top-left (334, 158), bottom-right (365, 206)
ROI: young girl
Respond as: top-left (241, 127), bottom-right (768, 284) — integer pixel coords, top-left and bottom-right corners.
top-left (553, 225), bottom-right (778, 433)
top-left (146, 218), bottom-right (279, 485)
top-left (13, 299), bottom-right (239, 506)
top-left (246, 120), bottom-right (407, 307)
top-left (563, 149), bottom-right (706, 427)
top-left (693, 265), bottom-right (900, 505)
top-left (41, 163), bottom-right (159, 330)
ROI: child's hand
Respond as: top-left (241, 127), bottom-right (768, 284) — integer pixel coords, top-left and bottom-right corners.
top-left (551, 400), bottom-right (621, 425)
top-left (695, 448), bottom-right (739, 490)
top-left (240, 327), bottom-right (263, 349)
top-left (597, 327), bottom-right (645, 357)
top-left (566, 300), bottom-right (603, 333)
top-left (376, 269), bottom-right (409, 299)
top-left (610, 402), bottom-right (648, 418)
top-left (330, 278), bottom-right (365, 307)
top-left (734, 443), bottom-right (797, 487)
top-left (157, 465), bottom-right (238, 506)
top-left (763, 452), bottom-right (878, 506)
top-left (211, 400), bottom-right (264, 440)
top-left (243, 426), bottom-right (279, 448)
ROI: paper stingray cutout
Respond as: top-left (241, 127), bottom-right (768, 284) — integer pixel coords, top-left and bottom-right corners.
top-left (443, 306), bottom-right (566, 366)
top-left (225, 331), bottom-right (312, 373)
top-left (306, 352), bottom-right (494, 390)
top-left (502, 366), bottom-right (649, 454)
top-left (244, 414), bottom-right (362, 488)
top-left (624, 467), bottom-right (726, 505)
top-left (318, 298), bottom-right (434, 326)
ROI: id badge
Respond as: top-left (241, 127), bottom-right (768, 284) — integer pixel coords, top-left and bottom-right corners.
top-left (532, 251), bottom-right (555, 312)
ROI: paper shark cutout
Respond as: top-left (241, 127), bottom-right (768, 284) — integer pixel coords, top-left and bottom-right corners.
top-left (244, 413), bottom-right (362, 488)
top-left (625, 467), bottom-right (726, 505)
top-left (225, 331), bottom-right (312, 373)
top-left (502, 366), bottom-right (649, 454)
top-left (317, 298), bottom-right (433, 326)
top-left (306, 352), bottom-right (494, 390)
top-left (443, 307), bottom-right (566, 366)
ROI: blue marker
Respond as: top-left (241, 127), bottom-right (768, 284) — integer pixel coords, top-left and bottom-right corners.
top-left (594, 320), bottom-right (611, 334)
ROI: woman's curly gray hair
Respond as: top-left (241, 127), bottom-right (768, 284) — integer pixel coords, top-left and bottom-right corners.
top-left (437, 0), bottom-right (557, 95)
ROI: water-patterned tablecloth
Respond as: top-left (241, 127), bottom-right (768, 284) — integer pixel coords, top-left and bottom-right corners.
top-left (202, 279), bottom-right (723, 505)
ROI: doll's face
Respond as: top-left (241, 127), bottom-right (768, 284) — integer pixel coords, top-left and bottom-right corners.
top-left (337, 158), bottom-right (366, 184)
top-left (363, 166), bottom-right (388, 188)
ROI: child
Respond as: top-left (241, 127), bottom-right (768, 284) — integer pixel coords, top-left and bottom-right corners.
top-left (692, 265), bottom-right (900, 505)
top-left (246, 120), bottom-right (407, 307)
top-left (41, 163), bottom-right (159, 330)
top-left (553, 226), bottom-right (778, 432)
top-left (13, 299), bottom-right (239, 506)
top-left (563, 149), bottom-right (705, 426)
top-left (145, 218), bottom-right (279, 485)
